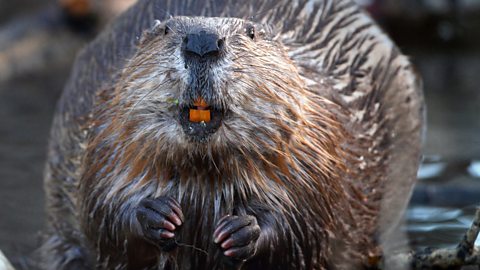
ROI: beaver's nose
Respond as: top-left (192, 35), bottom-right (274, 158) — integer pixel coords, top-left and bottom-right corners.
top-left (183, 31), bottom-right (224, 59)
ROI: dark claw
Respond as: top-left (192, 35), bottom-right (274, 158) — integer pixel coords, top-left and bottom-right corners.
top-left (135, 196), bottom-right (183, 251)
top-left (213, 215), bottom-right (261, 266)
top-left (224, 242), bottom-right (257, 259)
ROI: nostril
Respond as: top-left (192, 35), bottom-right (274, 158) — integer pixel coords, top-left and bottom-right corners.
top-left (217, 38), bottom-right (225, 51)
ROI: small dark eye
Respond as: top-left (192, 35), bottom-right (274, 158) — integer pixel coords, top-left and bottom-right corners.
top-left (246, 24), bottom-right (255, 40)
top-left (164, 25), bottom-right (171, 35)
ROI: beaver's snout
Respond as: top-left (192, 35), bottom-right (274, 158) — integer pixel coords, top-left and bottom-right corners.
top-left (182, 31), bottom-right (225, 60)
top-left (178, 30), bottom-right (227, 141)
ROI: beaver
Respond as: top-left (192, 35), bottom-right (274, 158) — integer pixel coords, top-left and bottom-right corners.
top-left (41, 0), bottom-right (424, 269)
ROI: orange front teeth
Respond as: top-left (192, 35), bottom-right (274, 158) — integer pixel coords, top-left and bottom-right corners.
top-left (189, 97), bottom-right (211, 123)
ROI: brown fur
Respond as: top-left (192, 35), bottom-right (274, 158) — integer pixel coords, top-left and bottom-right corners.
top-left (80, 18), bottom-right (365, 269)
top-left (41, 1), bottom-right (424, 269)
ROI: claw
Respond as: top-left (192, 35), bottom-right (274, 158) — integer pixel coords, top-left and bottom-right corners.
top-left (213, 215), bottom-right (261, 264)
top-left (135, 196), bottom-right (184, 251)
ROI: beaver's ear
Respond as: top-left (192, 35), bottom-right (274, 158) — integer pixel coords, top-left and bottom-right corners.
top-left (139, 20), bottom-right (162, 45)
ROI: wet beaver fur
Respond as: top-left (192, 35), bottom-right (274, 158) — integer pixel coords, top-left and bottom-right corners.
top-left (41, 0), bottom-right (424, 269)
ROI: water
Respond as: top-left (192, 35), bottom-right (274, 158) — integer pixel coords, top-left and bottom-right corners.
top-left (407, 205), bottom-right (477, 250)
top-left (0, 1), bottom-right (480, 268)
top-left (405, 44), bottom-right (480, 251)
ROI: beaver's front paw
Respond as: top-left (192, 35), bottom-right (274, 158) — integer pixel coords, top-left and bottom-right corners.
top-left (213, 215), bottom-right (261, 266)
top-left (135, 196), bottom-right (184, 251)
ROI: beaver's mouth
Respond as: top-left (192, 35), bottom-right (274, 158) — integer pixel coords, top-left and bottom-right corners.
top-left (179, 98), bottom-right (224, 142)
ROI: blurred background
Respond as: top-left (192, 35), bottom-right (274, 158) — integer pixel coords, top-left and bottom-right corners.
top-left (0, 0), bottom-right (479, 268)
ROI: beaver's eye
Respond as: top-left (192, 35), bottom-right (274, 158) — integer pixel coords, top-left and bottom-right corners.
top-left (164, 25), bottom-right (171, 35)
top-left (246, 24), bottom-right (255, 40)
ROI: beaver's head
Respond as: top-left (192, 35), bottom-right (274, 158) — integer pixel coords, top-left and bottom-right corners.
top-left (111, 17), bottom-right (305, 154)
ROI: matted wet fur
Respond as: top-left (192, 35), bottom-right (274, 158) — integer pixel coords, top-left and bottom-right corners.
top-left (41, 0), bottom-right (424, 269)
